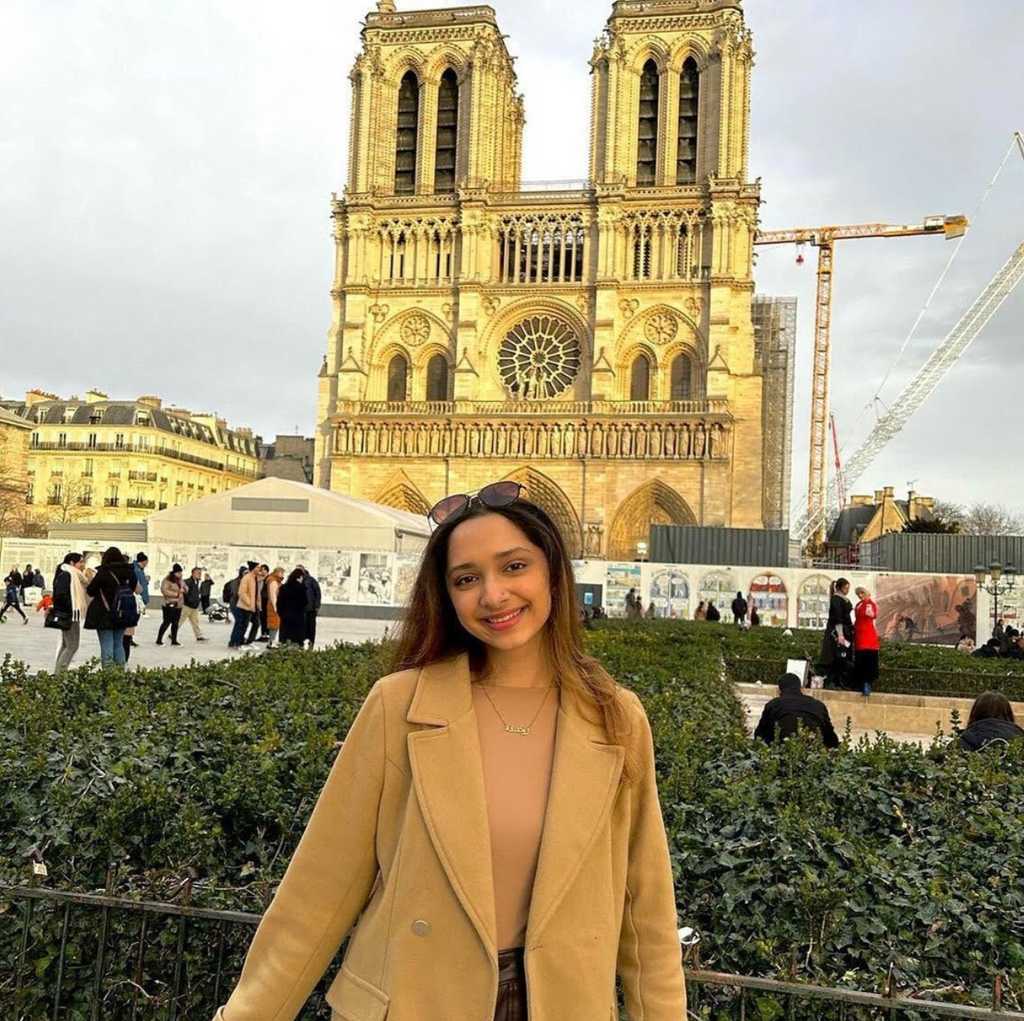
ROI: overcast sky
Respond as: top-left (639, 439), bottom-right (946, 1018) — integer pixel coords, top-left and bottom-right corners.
top-left (2, 0), bottom-right (1022, 523)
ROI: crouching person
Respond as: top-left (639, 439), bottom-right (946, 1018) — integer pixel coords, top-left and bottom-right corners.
top-left (754, 673), bottom-right (840, 749)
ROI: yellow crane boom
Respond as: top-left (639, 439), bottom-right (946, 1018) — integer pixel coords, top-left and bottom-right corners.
top-left (754, 215), bottom-right (968, 546)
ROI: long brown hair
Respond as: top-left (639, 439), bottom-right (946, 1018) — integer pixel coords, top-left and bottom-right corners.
top-left (968, 690), bottom-right (1015, 727)
top-left (390, 499), bottom-right (640, 782)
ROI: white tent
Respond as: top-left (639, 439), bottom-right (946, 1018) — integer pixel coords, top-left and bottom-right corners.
top-left (147, 477), bottom-right (429, 553)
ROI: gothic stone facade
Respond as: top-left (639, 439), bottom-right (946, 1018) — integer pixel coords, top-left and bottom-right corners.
top-left (316, 0), bottom-right (770, 559)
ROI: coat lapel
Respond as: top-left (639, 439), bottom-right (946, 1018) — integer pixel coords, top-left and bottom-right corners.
top-left (526, 694), bottom-right (624, 946)
top-left (405, 656), bottom-right (625, 956)
top-left (406, 657), bottom-right (498, 959)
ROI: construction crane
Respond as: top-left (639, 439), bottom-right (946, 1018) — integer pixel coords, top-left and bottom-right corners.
top-left (755, 214), bottom-right (969, 545)
top-left (829, 413), bottom-right (845, 515)
top-left (790, 239), bottom-right (1024, 544)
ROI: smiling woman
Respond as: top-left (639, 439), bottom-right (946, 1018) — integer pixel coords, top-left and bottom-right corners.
top-left (213, 491), bottom-right (688, 1021)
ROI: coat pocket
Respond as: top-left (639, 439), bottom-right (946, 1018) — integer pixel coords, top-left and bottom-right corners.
top-left (325, 966), bottom-right (390, 1021)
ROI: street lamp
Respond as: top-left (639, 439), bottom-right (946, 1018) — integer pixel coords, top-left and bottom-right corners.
top-left (974, 560), bottom-right (1017, 634)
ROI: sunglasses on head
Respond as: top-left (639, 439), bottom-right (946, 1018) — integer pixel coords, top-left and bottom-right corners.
top-left (428, 481), bottom-right (525, 527)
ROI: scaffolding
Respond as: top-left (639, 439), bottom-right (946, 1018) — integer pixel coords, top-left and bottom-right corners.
top-left (751, 295), bottom-right (797, 530)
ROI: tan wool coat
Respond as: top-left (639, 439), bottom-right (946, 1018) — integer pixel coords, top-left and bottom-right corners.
top-left (214, 655), bottom-right (686, 1021)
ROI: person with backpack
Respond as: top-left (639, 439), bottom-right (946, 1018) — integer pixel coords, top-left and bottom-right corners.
top-left (84, 547), bottom-right (141, 667)
top-left (157, 565), bottom-right (185, 646)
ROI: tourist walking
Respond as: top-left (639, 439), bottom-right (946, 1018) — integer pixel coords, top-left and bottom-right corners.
top-left (265, 566), bottom-right (285, 648)
top-left (853, 586), bottom-right (880, 696)
top-left (302, 565), bottom-right (322, 648)
top-left (134, 553), bottom-right (151, 620)
top-left (157, 565), bottom-right (185, 646)
top-left (84, 547), bottom-right (140, 667)
top-left (52, 553), bottom-right (89, 673)
top-left (213, 486), bottom-right (686, 1021)
top-left (247, 564), bottom-right (269, 644)
top-left (2, 570), bottom-right (28, 623)
top-left (181, 567), bottom-right (208, 642)
top-left (820, 578), bottom-right (855, 689)
top-left (200, 571), bottom-right (214, 612)
top-left (731, 590), bottom-right (748, 625)
top-left (276, 567), bottom-right (308, 647)
top-left (230, 562), bottom-right (261, 648)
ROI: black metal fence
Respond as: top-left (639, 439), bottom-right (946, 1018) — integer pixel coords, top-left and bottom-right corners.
top-left (3, 884), bottom-right (1021, 1021)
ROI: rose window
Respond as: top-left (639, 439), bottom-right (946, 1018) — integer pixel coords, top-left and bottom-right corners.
top-left (498, 315), bottom-right (581, 400)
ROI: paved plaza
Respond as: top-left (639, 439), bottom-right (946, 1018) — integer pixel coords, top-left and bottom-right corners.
top-left (0, 610), bottom-right (391, 675)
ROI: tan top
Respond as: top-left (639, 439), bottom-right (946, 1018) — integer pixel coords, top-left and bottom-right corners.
top-left (471, 682), bottom-right (559, 951)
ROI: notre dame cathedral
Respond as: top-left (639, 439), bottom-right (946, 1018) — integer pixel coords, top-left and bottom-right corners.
top-left (315, 0), bottom-right (794, 559)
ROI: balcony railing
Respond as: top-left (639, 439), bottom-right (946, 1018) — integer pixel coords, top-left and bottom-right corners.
top-left (129, 471), bottom-right (158, 482)
top-left (104, 498), bottom-right (119, 508)
top-left (126, 498), bottom-right (156, 510)
top-left (25, 442), bottom-right (260, 478)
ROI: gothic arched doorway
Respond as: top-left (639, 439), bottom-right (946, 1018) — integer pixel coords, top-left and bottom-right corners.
top-left (501, 467), bottom-right (581, 558)
top-left (607, 480), bottom-right (696, 561)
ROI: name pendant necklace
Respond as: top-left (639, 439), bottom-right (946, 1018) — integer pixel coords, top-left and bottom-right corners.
top-left (479, 685), bottom-right (554, 737)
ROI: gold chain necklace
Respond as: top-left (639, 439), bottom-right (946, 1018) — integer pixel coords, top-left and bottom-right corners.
top-left (478, 685), bottom-right (554, 737)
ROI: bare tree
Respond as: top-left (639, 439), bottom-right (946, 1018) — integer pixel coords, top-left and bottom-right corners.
top-left (959, 503), bottom-right (1024, 537)
top-left (40, 475), bottom-right (95, 525)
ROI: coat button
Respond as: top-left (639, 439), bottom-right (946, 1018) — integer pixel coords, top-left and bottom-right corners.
top-left (411, 919), bottom-right (431, 936)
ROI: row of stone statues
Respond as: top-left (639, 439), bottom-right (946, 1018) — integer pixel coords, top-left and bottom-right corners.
top-left (333, 418), bottom-right (727, 459)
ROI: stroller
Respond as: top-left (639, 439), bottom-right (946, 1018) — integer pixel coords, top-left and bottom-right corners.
top-left (206, 600), bottom-right (231, 623)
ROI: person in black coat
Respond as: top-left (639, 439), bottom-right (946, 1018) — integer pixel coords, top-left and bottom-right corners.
top-left (276, 568), bottom-right (309, 647)
top-left (820, 577), bottom-right (855, 690)
top-left (754, 673), bottom-right (840, 749)
top-left (84, 547), bottom-right (140, 668)
top-left (705, 601), bottom-right (721, 622)
top-left (731, 591), bottom-right (748, 624)
top-left (959, 691), bottom-right (1024, 751)
top-left (300, 566), bottom-right (322, 649)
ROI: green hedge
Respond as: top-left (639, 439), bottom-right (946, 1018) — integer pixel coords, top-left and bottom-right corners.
top-left (2, 624), bottom-right (1023, 1015)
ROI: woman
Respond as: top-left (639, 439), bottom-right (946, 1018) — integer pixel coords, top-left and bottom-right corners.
top-left (276, 567), bottom-right (308, 647)
top-left (157, 564), bottom-right (185, 646)
top-left (959, 691), bottom-right (1024, 751)
top-left (265, 566), bottom-right (285, 648)
top-left (52, 552), bottom-right (89, 673)
top-left (853, 586), bottom-right (880, 696)
top-left (84, 547), bottom-right (140, 667)
top-left (214, 484), bottom-right (685, 1021)
top-left (820, 578), bottom-right (855, 690)
top-left (694, 600), bottom-right (707, 621)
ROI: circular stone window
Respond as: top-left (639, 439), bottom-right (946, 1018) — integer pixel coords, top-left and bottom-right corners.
top-left (497, 315), bottom-right (582, 400)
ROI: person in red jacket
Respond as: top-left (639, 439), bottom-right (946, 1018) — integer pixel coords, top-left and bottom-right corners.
top-left (853, 586), bottom-right (880, 695)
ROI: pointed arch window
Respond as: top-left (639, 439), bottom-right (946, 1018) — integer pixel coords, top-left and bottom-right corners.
top-left (426, 354), bottom-right (450, 401)
top-left (630, 354), bottom-right (652, 402)
top-left (636, 60), bottom-right (660, 186)
top-left (671, 353), bottom-right (693, 400)
top-left (395, 72), bottom-right (420, 195)
top-left (676, 57), bottom-right (700, 185)
top-left (387, 354), bottom-right (409, 403)
top-left (434, 69), bottom-right (459, 194)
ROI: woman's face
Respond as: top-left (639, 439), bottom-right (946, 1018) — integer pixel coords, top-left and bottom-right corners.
top-left (445, 513), bottom-right (553, 658)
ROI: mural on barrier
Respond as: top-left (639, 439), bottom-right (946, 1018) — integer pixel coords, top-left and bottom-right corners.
top-left (748, 573), bottom-right (788, 627)
top-left (874, 574), bottom-right (977, 645)
top-left (648, 569), bottom-right (690, 618)
top-left (0, 534), bottom-right (996, 644)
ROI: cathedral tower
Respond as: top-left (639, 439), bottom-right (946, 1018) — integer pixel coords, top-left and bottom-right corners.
top-left (317, 0), bottom-right (775, 560)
